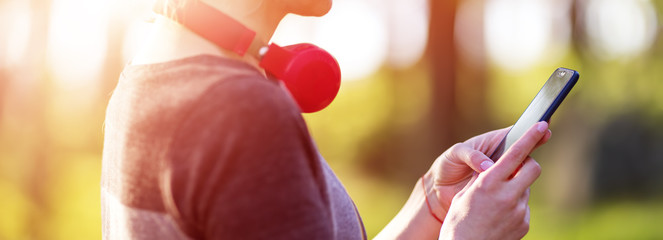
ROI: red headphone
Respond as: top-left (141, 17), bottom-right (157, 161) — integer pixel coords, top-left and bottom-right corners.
top-left (153, 0), bottom-right (341, 113)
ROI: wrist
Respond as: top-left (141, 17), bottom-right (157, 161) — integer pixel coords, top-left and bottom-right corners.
top-left (422, 172), bottom-right (447, 224)
top-left (375, 174), bottom-right (445, 239)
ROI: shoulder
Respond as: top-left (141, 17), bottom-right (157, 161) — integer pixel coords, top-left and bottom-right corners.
top-left (199, 73), bottom-right (300, 121)
top-left (170, 70), bottom-right (316, 162)
top-left (165, 58), bottom-right (320, 183)
top-left (163, 66), bottom-right (333, 239)
top-left (179, 71), bottom-right (308, 144)
top-left (161, 54), bottom-right (312, 160)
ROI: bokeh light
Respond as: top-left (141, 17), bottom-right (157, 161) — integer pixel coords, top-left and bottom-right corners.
top-left (383, 0), bottom-right (429, 68)
top-left (584, 0), bottom-right (658, 60)
top-left (273, 0), bottom-right (389, 81)
top-left (47, 0), bottom-right (108, 91)
top-left (0, 0), bottom-right (32, 68)
top-left (484, 0), bottom-right (571, 71)
top-left (273, 0), bottom-right (429, 81)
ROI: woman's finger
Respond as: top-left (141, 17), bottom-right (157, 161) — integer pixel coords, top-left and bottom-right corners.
top-left (534, 129), bottom-right (552, 150)
top-left (490, 122), bottom-right (548, 180)
top-left (518, 188), bottom-right (531, 205)
top-left (444, 143), bottom-right (494, 173)
top-left (510, 157), bottom-right (542, 191)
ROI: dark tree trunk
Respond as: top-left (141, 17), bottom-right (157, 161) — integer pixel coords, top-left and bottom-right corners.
top-left (427, 0), bottom-right (489, 148)
top-left (427, 0), bottom-right (463, 149)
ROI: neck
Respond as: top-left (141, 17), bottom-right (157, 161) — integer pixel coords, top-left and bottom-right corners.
top-left (206, 0), bottom-right (284, 44)
top-left (131, 0), bottom-right (285, 69)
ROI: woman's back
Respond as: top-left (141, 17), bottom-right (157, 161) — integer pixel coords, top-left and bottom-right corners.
top-left (101, 55), bottom-right (365, 239)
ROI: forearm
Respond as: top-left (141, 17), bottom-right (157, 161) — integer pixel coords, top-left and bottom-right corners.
top-left (374, 176), bottom-right (445, 240)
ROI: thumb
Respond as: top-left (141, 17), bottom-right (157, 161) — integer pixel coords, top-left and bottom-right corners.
top-left (446, 143), bottom-right (495, 173)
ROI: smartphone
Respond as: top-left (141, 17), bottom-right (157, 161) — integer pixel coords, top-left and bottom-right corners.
top-left (489, 67), bottom-right (579, 161)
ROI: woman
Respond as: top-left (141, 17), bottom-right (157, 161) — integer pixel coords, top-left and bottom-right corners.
top-left (101, 0), bottom-right (551, 239)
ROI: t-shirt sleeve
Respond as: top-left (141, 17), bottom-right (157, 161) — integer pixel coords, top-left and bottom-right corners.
top-left (162, 78), bottom-right (334, 239)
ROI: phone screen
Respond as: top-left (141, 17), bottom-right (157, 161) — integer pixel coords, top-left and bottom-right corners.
top-left (489, 67), bottom-right (579, 161)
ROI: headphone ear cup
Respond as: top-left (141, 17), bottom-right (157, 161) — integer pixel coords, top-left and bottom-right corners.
top-left (260, 43), bottom-right (341, 113)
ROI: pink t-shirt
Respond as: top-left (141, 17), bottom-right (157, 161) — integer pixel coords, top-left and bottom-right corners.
top-left (101, 55), bottom-right (366, 239)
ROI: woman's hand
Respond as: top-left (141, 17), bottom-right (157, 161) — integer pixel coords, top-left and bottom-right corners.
top-left (422, 122), bottom-right (550, 221)
top-left (438, 122), bottom-right (549, 239)
top-left (375, 122), bottom-right (550, 240)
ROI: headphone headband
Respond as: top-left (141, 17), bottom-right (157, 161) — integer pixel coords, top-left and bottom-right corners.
top-left (153, 0), bottom-right (256, 56)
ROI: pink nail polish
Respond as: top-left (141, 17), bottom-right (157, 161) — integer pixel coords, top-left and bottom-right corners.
top-left (537, 122), bottom-right (548, 132)
top-left (480, 160), bottom-right (494, 171)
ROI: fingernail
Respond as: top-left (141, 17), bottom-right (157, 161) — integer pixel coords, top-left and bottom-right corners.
top-left (480, 160), bottom-right (494, 171)
top-left (537, 122), bottom-right (548, 133)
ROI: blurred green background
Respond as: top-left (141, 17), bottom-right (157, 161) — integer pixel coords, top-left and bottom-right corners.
top-left (0, 0), bottom-right (662, 239)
